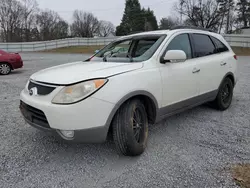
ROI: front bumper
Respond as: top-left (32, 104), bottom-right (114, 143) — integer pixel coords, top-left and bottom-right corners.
top-left (20, 108), bottom-right (109, 143)
top-left (20, 88), bottom-right (114, 143)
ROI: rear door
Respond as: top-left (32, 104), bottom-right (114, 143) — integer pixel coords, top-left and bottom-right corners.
top-left (210, 36), bottom-right (232, 79)
top-left (190, 33), bottom-right (225, 96)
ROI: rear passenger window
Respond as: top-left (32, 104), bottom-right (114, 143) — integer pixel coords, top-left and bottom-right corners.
top-left (166, 34), bottom-right (192, 59)
top-left (192, 34), bottom-right (216, 58)
top-left (211, 36), bottom-right (229, 53)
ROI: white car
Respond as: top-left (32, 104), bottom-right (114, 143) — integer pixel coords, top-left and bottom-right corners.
top-left (20, 27), bottom-right (238, 156)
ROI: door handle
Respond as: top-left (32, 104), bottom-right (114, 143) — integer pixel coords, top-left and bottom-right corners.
top-left (220, 62), bottom-right (227, 66)
top-left (192, 68), bottom-right (200, 73)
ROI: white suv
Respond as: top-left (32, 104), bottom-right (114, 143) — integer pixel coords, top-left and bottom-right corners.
top-left (20, 27), bottom-right (238, 156)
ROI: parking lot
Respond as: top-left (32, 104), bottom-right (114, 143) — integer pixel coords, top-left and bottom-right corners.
top-left (0, 53), bottom-right (250, 188)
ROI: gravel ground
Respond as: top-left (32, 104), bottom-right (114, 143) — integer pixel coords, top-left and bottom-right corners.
top-left (0, 53), bottom-right (249, 188)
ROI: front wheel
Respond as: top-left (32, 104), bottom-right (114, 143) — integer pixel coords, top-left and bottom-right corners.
top-left (211, 77), bottom-right (234, 111)
top-left (0, 63), bottom-right (11, 75)
top-left (112, 99), bottom-right (148, 156)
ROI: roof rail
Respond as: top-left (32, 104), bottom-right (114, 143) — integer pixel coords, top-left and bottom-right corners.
top-left (127, 31), bottom-right (145, 35)
top-left (170, 26), bottom-right (215, 33)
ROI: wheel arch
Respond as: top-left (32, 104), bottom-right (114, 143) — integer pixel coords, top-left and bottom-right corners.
top-left (219, 72), bottom-right (236, 89)
top-left (0, 62), bottom-right (13, 70)
top-left (105, 90), bottom-right (159, 132)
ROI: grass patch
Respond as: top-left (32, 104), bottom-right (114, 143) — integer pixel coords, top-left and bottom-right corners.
top-left (42, 46), bottom-right (104, 54)
top-left (232, 164), bottom-right (250, 188)
top-left (232, 47), bottom-right (250, 56)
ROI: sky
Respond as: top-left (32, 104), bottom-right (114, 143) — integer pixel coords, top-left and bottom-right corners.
top-left (36, 0), bottom-right (177, 26)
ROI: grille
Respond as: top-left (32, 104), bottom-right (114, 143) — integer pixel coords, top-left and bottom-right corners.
top-left (20, 101), bottom-right (50, 129)
top-left (28, 81), bottom-right (56, 95)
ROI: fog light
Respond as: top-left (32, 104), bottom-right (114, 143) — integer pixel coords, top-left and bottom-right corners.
top-left (60, 130), bottom-right (74, 138)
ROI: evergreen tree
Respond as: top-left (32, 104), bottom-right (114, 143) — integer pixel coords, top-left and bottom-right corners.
top-left (116, 0), bottom-right (144, 36)
top-left (142, 8), bottom-right (158, 31)
top-left (116, 0), bottom-right (158, 36)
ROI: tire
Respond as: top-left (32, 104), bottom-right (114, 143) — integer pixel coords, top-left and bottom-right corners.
top-left (112, 99), bottom-right (148, 156)
top-left (211, 77), bottom-right (234, 111)
top-left (0, 63), bottom-right (11, 75)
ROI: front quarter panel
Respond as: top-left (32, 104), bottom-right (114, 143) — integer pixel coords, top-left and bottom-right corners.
top-left (92, 65), bottom-right (162, 109)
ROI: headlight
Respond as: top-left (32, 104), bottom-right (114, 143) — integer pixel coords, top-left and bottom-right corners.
top-left (52, 79), bottom-right (108, 104)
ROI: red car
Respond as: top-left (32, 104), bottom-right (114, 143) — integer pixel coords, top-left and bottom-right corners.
top-left (0, 49), bottom-right (23, 75)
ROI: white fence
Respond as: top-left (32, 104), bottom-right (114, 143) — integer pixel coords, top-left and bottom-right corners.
top-left (223, 34), bottom-right (250, 48)
top-left (0, 37), bottom-right (118, 52)
top-left (0, 34), bottom-right (250, 52)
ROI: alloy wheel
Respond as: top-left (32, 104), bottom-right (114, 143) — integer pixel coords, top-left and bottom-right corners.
top-left (221, 83), bottom-right (231, 104)
top-left (0, 64), bottom-right (11, 75)
top-left (132, 108), bottom-right (145, 143)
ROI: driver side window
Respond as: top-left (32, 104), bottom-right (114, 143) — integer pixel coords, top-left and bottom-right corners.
top-left (166, 34), bottom-right (192, 59)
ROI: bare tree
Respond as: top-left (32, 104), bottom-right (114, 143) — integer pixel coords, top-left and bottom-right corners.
top-left (0, 0), bottom-right (39, 42)
top-left (36, 10), bottom-right (57, 40)
top-left (54, 20), bottom-right (69, 39)
top-left (176, 0), bottom-right (223, 31)
top-left (227, 13), bottom-right (239, 33)
top-left (0, 0), bottom-right (24, 42)
top-left (236, 0), bottom-right (250, 27)
top-left (19, 0), bottom-right (38, 41)
top-left (159, 16), bottom-right (180, 29)
top-left (98, 20), bottom-right (115, 37)
top-left (36, 10), bottom-right (69, 41)
top-left (71, 10), bottom-right (100, 37)
top-left (217, 0), bottom-right (235, 34)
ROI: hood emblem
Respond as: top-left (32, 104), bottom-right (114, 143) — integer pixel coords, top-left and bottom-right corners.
top-left (29, 87), bottom-right (38, 96)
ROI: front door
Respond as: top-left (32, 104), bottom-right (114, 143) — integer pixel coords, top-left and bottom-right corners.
top-left (159, 33), bottom-right (199, 114)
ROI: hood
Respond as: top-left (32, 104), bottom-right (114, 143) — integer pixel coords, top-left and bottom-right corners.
top-left (30, 61), bottom-right (143, 85)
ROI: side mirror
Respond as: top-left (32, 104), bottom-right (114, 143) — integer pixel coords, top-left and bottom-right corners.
top-left (161, 50), bottom-right (187, 64)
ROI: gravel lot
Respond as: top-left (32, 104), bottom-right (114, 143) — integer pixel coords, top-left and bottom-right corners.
top-left (0, 53), bottom-right (250, 188)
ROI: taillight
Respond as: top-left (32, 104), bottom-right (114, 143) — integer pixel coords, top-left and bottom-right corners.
top-left (234, 55), bottom-right (237, 60)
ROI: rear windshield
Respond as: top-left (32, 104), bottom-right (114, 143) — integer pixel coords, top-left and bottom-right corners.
top-left (94, 35), bottom-right (166, 63)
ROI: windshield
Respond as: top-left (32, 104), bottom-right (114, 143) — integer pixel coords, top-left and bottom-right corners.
top-left (94, 34), bottom-right (166, 63)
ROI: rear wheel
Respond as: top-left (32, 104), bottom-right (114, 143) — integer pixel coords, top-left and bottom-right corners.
top-left (0, 63), bottom-right (11, 75)
top-left (112, 99), bottom-right (148, 156)
top-left (211, 77), bottom-right (234, 111)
